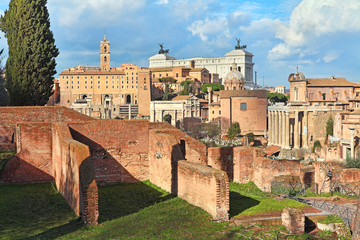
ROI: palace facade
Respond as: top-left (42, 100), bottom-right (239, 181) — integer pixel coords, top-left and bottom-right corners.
top-left (148, 40), bottom-right (256, 88)
top-left (59, 36), bottom-right (151, 119)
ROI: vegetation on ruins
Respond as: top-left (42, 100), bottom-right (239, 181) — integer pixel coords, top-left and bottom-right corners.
top-left (200, 83), bottom-right (224, 93)
top-left (0, 0), bottom-right (59, 106)
top-left (158, 76), bottom-right (177, 84)
top-left (312, 140), bottom-right (322, 153)
top-left (318, 215), bottom-right (343, 224)
top-left (227, 122), bottom-right (240, 140)
top-left (201, 123), bottom-right (221, 139)
top-left (326, 115), bottom-right (334, 141)
top-left (344, 150), bottom-right (360, 168)
top-left (267, 92), bottom-right (289, 103)
top-left (179, 80), bottom-right (195, 95)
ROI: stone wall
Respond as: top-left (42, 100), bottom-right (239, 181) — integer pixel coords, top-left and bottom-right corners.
top-left (177, 160), bottom-right (229, 221)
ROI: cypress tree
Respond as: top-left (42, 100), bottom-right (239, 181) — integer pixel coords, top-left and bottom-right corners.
top-left (0, 0), bottom-right (59, 106)
top-left (0, 48), bottom-right (9, 106)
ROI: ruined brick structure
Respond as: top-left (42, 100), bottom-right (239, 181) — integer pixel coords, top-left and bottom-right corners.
top-left (0, 107), bottom-right (228, 224)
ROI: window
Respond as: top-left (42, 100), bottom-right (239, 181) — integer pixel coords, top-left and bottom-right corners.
top-left (106, 76), bottom-right (108, 79)
top-left (153, 74), bottom-right (155, 78)
top-left (77, 76), bottom-right (79, 79)
top-left (85, 76), bottom-right (87, 79)
top-left (104, 56), bottom-right (107, 62)
top-left (240, 103), bottom-right (247, 110)
top-left (159, 74), bottom-right (162, 77)
top-left (85, 81), bottom-right (87, 84)
top-left (322, 93), bottom-right (326, 100)
top-left (77, 81), bottom-right (79, 84)
top-left (66, 81), bottom-right (68, 84)
top-left (98, 76), bottom-right (100, 79)
top-left (98, 81), bottom-right (100, 84)
top-left (176, 73), bottom-right (179, 78)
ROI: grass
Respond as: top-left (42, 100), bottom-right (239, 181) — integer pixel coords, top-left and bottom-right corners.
top-left (318, 215), bottom-right (343, 224)
top-left (0, 182), bottom-right (78, 240)
top-left (0, 181), bottom-right (331, 239)
top-left (229, 181), bottom-right (308, 218)
top-left (0, 150), bottom-right (15, 170)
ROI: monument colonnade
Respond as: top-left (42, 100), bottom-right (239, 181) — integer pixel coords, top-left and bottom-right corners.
top-left (268, 108), bottom-right (308, 149)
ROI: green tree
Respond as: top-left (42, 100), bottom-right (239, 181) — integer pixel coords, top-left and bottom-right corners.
top-left (267, 92), bottom-right (289, 103)
top-left (227, 122), bottom-right (240, 140)
top-left (162, 83), bottom-right (171, 100)
top-left (201, 123), bottom-right (220, 139)
top-left (180, 80), bottom-right (194, 95)
top-left (0, 0), bottom-right (59, 106)
top-left (326, 116), bottom-right (334, 141)
top-left (0, 48), bottom-right (9, 106)
top-left (246, 132), bottom-right (255, 143)
top-left (200, 83), bottom-right (224, 93)
top-left (312, 140), bottom-right (321, 153)
top-left (163, 114), bottom-right (172, 124)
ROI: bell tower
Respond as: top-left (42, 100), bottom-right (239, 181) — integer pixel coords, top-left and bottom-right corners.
top-left (100, 34), bottom-right (110, 71)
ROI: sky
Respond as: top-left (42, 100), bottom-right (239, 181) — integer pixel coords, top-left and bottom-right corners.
top-left (1, 0), bottom-right (360, 87)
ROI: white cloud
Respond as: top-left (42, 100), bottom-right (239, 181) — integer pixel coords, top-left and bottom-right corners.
top-left (188, 17), bottom-right (228, 41)
top-left (48, 0), bottom-right (146, 27)
top-left (323, 51), bottom-right (339, 63)
top-left (156, 0), bottom-right (168, 4)
top-left (173, 0), bottom-right (211, 19)
top-left (268, 0), bottom-right (360, 60)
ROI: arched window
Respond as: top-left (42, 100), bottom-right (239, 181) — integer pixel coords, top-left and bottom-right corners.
top-left (240, 102), bottom-right (247, 110)
top-left (126, 95), bottom-right (131, 104)
top-left (104, 56), bottom-right (107, 62)
top-left (104, 46), bottom-right (107, 53)
top-left (294, 87), bottom-right (298, 101)
top-left (238, 66), bottom-right (241, 72)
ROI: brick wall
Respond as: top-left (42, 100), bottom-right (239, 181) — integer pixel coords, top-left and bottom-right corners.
top-left (232, 147), bottom-right (301, 192)
top-left (1, 123), bottom-right (53, 183)
top-left (52, 123), bottom-right (98, 224)
top-left (208, 147), bottom-right (233, 181)
top-left (177, 160), bottom-right (229, 221)
top-left (69, 120), bottom-right (150, 185)
top-left (150, 122), bottom-right (207, 165)
top-left (0, 106), bottom-right (92, 151)
top-left (148, 129), bottom-right (184, 193)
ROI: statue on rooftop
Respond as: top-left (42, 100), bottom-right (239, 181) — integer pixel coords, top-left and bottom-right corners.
top-left (235, 38), bottom-right (247, 50)
top-left (158, 43), bottom-right (169, 54)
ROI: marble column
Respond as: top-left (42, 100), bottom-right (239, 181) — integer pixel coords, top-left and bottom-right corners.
top-left (350, 128), bottom-right (355, 158)
top-left (282, 111), bottom-right (286, 147)
top-left (285, 112), bottom-right (290, 149)
top-left (271, 111), bottom-right (275, 145)
top-left (294, 111), bottom-right (300, 149)
top-left (279, 111), bottom-right (283, 146)
top-left (303, 111), bottom-right (308, 148)
top-left (268, 111), bottom-right (272, 144)
top-left (274, 111), bottom-right (279, 145)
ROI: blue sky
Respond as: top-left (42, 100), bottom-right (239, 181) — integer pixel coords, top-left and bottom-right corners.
top-left (1, 0), bottom-right (360, 87)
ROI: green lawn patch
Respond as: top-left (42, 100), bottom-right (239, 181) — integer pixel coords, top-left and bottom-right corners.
top-left (0, 182), bottom-right (78, 240)
top-left (318, 215), bottom-right (343, 224)
top-left (0, 180), bottom-right (326, 240)
top-left (229, 181), bottom-right (307, 217)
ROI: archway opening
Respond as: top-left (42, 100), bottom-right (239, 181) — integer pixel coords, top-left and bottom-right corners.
top-left (163, 114), bottom-right (172, 124)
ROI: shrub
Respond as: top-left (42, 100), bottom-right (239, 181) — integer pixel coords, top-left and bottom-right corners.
top-left (312, 140), bottom-right (321, 153)
top-left (227, 122), bottom-right (240, 140)
top-left (246, 132), bottom-right (255, 143)
top-left (344, 151), bottom-right (360, 168)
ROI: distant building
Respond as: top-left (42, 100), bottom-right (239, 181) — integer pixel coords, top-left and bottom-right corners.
top-left (208, 63), bottom-right (267, 136)
top-left (59, 36), bottom-right (151, 119)
top-left (148, 40), bottom-right (256, 88)
top-left (268, 72), bottom-right (360, 159)
top-left (150, 95), bottom-right (201, 126)
top-left (274, 85), bottom-right (286, 94)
